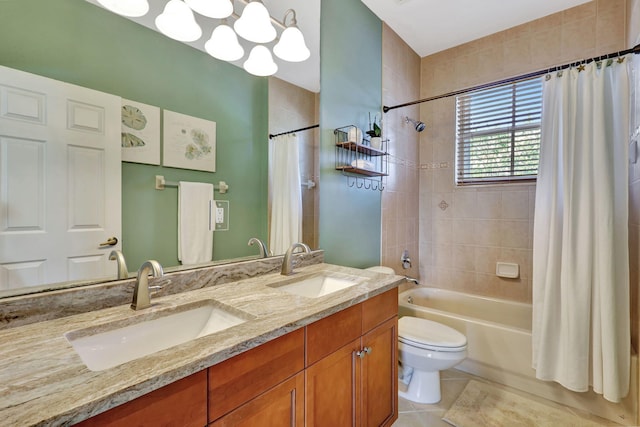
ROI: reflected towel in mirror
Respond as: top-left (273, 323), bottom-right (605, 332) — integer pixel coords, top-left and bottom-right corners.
top-left (178, 181), bottom-right (214, 265)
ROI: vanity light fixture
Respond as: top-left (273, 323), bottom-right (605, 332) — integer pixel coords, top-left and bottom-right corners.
top-left (205, 21), bottom-right (245, 62)
top-left (234, 0), bottom-right (277, 44)
top-left (96, 0), bottom-right (149, 17)
top-left (100, 0), bottom-right (312, 77)
top-left (184, 0), bottom-right (233, 19)
top-left (273, 9), bottom-right (310, 62)
top-left (155, 0), bottom-right (202, 42)
top-left (243, 45), bottom-right (278, 76)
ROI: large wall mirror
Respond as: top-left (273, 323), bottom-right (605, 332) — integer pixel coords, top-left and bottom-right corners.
top-left (0, 0), bottom-right (320, 298)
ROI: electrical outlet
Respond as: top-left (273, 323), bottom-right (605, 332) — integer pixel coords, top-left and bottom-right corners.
top-left (214, 200), bottom-right (229, 231)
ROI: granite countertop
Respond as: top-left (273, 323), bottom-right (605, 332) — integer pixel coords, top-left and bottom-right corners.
top-left (0, 263), bottom-right (403, 426)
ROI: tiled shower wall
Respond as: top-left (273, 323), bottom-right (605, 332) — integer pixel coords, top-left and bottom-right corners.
top-left (419, 0), bottom-right (630, 303)
top-left (381, 24), bottom-right (421, 279)
top-left (268, 78), bottom-right (319, 250)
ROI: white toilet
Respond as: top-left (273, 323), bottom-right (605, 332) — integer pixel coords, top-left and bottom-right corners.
top-left (398, 316), bottom-right (467, 404)
top-left (364, 266), bottom-right (468, 404)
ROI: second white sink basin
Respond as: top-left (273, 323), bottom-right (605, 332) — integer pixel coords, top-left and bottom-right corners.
top-left (270, 273), bottom-right (363, 298)
top-left (65, 300), bottom-right (253, 371)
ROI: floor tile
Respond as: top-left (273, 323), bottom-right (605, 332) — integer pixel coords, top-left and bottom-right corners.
top-left (391, 368), bottom-right (622, 427)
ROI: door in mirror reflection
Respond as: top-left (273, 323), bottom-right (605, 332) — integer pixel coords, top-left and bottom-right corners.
top-left (0, 66), bottom-right (122, 290)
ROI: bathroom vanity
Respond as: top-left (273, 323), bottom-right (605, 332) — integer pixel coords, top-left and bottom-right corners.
top-left (0, 263), bottom-right (401, 426)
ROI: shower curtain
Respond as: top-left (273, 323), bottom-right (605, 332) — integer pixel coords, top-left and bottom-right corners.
top-left (268, 133), bottom-right (302, 255)
top-left (532, 57), bottom-right (631, 402)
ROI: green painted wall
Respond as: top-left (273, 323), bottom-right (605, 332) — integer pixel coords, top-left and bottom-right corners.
top-left (0, 0), bottom-right (268, 269)
top-left (319, 0), bottom-right (382, 267)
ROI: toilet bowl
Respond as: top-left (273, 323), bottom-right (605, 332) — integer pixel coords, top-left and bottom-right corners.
top-left (398, 316), bottom-right (467, 404)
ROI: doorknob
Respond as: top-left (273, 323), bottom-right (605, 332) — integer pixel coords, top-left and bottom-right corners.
top-left (99, 237), bottom-right (118, 247)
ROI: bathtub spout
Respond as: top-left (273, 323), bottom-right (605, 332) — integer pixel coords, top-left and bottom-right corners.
top-left (405, 276), bottom-right (419, 285)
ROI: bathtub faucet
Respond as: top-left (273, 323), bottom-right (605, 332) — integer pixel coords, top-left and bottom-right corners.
top-left (405, 276), bottom-right (419, 285)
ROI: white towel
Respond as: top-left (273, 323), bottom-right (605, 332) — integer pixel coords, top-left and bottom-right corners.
top-left (351, 159), bottom-right (375, 170)
top-left (178, 181), bottom-right (214, 265)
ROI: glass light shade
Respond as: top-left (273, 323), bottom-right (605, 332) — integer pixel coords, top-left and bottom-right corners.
top-left (185, 0), bottom-right (233, 19)
top-left (97, 0), bottom-right (149, 17)
top-left (243, 46), bottom-right (278, 76)
top-left (273, 26), bottom-right (310, 62)
top-left (234, 1), bottom-right (276, 44)
top-left (205, 25), bottom-right (244, 62)
top-left (155, 0), bottom-right (202, 42)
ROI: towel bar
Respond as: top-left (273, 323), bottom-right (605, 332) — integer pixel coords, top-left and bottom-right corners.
top-left (155, 175), bottom-right (229, 193)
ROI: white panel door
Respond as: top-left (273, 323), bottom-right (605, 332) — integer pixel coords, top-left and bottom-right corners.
top-left (0, 66), bottom-right (121, 290)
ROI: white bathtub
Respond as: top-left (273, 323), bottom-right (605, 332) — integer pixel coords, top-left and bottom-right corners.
top-left (398, 287), bottom-right (638, 426)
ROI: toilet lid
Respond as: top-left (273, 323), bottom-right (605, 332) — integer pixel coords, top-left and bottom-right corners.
top-left (399, 317), bottom-right (467, 350)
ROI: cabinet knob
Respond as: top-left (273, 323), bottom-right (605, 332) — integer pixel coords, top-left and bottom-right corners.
top-left (356, 347), bottom-right (372, 359)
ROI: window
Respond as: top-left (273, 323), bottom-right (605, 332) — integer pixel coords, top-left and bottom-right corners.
top-left (455, 77), bottom-right (543, 184)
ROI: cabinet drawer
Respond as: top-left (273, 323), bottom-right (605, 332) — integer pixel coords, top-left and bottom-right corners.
top-left (208, 328), bottom-right (304, 422)
top-left (362, 288), bottom-right (398, 333)
top-left (306, 304), bottom-right (362, 366)
top-left (75, 370), bottom-right (207, 427)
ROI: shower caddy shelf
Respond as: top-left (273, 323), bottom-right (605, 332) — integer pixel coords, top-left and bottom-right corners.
top-left (334, 125), bottom-right (388, 191)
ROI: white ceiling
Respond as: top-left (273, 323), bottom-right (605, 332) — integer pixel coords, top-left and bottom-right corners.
top-left (361, 0), bottom-right (592, 57)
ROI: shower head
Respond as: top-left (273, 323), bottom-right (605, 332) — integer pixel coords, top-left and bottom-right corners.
top-left (405, 116), bottom-right (426, 132)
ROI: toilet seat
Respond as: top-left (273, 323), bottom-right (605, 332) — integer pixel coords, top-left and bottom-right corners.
top-left (399, 317), bottom-right (467, 352)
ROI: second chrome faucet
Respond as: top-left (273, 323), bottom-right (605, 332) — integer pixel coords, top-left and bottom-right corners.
top-left (248, 237), bottom-right (271, 258)
top-left (131, 260), bottom-right (164, 311)
top-left (281, 243), bottom-right (311, 275)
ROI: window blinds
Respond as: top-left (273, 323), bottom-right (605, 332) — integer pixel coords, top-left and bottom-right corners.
top-left (456, 77), bottom-right (542, 184)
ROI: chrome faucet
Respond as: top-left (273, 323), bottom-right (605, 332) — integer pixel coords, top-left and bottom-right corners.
top-left (131, 260), bottom-right (164, 311)
top-left (248, 237), bottom-right (271, 258)
top-left (108, 250), bottom-right (129, 280)
top-left (405, 276), bottom-right (420, 286)
top-left (281, 243), bottom-right (311, 275)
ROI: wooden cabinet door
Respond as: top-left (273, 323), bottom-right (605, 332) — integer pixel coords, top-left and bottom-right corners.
top-left (75, 370), bottom-right (207, 427)
top-left (209, 373), bottom-right (304, 427)
top-left (305, 338), bottom-right (362, 427)
top-left (361, 317), bottom-right (398, 427)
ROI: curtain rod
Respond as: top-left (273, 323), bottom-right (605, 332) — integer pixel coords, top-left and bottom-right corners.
top-left (269, 124), bottom-right (319, 139)
top-left (383, 43), bottom-right (640, 113)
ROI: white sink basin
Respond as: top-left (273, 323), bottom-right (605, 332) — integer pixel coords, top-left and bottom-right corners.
top-left (65, 300), bottom-right (253, 371)
top-left (270, 273), bottom-right (362, 298)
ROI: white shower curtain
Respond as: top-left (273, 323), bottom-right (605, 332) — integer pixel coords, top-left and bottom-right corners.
top-left (532, 57), bottom-right (631, 402)
top-left (269, 134), bottom-right (302, 255)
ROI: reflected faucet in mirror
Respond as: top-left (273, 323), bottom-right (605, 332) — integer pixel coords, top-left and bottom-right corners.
top-left (248, 237), bottom-right (271, 258)
top-left (131, 260), bottom-right (164, 311)
top-left (281, 243), bottom-right (311, 275)
top-left (108, 250), bottom-right (129, 280)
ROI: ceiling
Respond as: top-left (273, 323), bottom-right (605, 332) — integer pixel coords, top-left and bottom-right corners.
top-left (87, 0), bottom-right (592, 94)
top-left (361, 0), bottom-right (592, 57)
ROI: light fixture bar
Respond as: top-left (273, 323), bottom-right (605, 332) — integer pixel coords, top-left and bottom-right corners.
top-left (234, 0), bottom-right (287, 30)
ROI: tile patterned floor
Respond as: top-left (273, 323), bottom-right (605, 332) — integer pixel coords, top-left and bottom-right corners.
top-left (392, 369), bottom-right (622, 427)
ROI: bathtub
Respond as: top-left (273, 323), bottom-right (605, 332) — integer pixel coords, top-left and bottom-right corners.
top-left (398, 287), bottom-right (638, 426)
